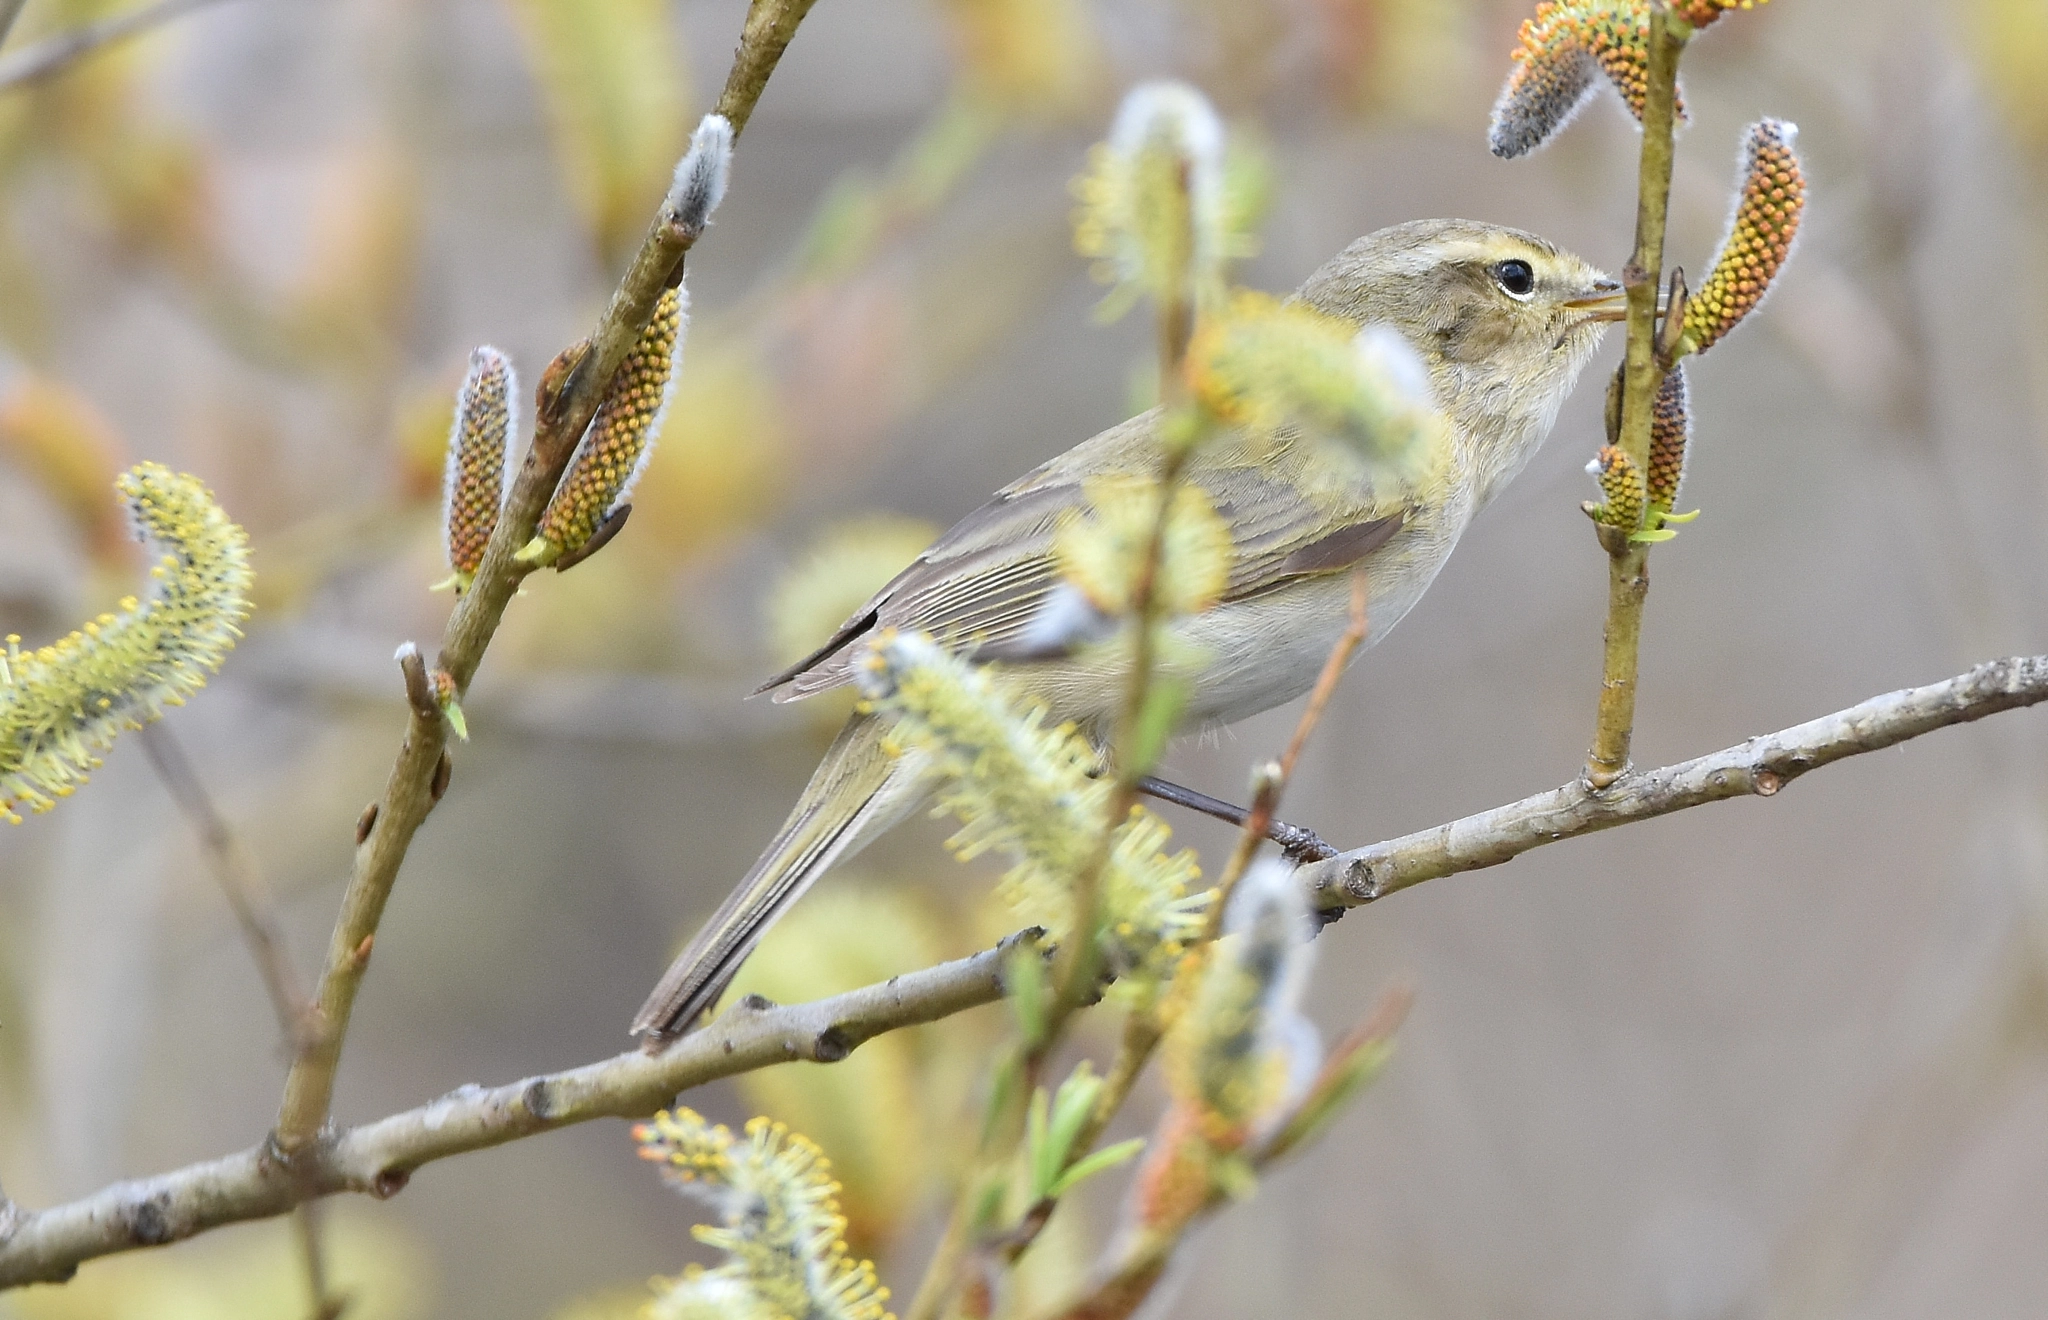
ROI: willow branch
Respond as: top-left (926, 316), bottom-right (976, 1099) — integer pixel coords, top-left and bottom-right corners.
top-left (271, 0), bottom-right (823, 1157)
top-left (1585, 5), bottom-right (1688, 786)
top-left (1304, 655), bottom-right (2048, 910)
top-left (0, 0), bottom-right (237, 92)
top-left (0, 936), bottom-right (1027, 1288)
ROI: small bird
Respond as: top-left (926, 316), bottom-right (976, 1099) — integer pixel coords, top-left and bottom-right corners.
top-left (632, 218), bottom-right (1624, 1045)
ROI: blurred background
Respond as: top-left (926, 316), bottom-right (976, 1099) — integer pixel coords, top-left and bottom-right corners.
top-left (2, 0), bottom-right (2047, 1315)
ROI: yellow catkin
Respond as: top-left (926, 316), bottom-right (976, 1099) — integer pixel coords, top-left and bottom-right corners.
top-left (1671, 0), bottom-right (1769, 30)
top-left (441, 346), bottom-right (515, 588)
top-left (633, 1108), bottom-right (894, 1320)
top-left (1683, 119), bottom-right (1804, 354)
top-left (1490, 1), bottom-right (1687, 159)
top-left (857, 630), bottom-right (1209, 987)
top-left (530, 283), bottom-right (686, 561)
top-left (1, 464), bottom-right (252, 823)
top-left (1584, 445), bottom-right (1647, 530)
top-left (1647, 365), bottom-right (1690, 509)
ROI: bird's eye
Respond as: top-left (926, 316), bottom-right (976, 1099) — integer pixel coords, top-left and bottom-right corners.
top-left (1493, 260), bottom-right (1536, 299)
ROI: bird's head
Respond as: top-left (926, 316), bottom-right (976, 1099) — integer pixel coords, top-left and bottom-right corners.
top-left (1298, 219), bottom-right (1624, 503)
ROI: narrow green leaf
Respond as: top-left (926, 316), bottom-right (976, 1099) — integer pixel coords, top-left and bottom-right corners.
top-left (1049, 1138), bottom-right (1146, 1197)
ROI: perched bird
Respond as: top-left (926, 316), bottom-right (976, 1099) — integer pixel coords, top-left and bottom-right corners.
top-left (632, 218), bottom-right (1624, 1045)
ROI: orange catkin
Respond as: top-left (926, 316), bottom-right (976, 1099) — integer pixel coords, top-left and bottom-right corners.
top-left (1684, 119), bottom-right (1804, 354)
top-left (1490, 1), bottom-right (1685, 159)
top-left (1585, 445), bottom-right (1646, 530)
top-left (1671, 0), bottom-right (1770, 30)
top-left (442, 347), bottom-right (515, 584)
top-left (1647, 365), bottom-right (1689, 509)
top-left (534, 283), bottom-right (686, 559)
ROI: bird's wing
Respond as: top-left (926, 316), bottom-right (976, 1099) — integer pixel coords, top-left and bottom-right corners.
top-left (757, 441), bottom-right (1408, 701)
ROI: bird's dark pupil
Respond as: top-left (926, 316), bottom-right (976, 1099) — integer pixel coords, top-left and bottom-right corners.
top-left (1497, 260), bottom-right (1534, 295)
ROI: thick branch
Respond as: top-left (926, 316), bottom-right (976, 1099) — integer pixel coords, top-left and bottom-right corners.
top-left (0, 936), bottom-right (1026, 1288)
top-left (1304, 655), bottom-right (2048, 909)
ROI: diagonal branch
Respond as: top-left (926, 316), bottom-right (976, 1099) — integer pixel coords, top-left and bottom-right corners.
top-left (269, 0), bottom-right (823, 1158)
top-left (3, 657), bottom-right (2045, 1288)
top-left (0, 0), bottom-right (238, 93)
top-left (0, 934), bottom-right (1030, 1288)
top-left (1301, 655), bottom-right (2048, 910)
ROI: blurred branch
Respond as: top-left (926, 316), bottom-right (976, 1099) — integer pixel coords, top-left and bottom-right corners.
top-left (139, 724), bottom-right (313, 1047)
top-left (270, 0), bottom-right (823, 1158)
top-left (1304, 655), bottom-right (2048, 910)
top-left (136, 725), bottom-right (346, 1320)
top-left (1585, 6), bottom-right (1687, 787)
top-left (0, 0), bottom-right (239, 92)
top-left (0, 933), bottom-right (1029, 1287)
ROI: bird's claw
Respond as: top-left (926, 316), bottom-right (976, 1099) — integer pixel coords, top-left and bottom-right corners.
top-left (1270, 820), bottom-right (1338, 863)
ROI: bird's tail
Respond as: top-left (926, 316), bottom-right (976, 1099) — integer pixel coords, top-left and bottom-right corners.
top-left (631, 712), bottom-right (917, 1046)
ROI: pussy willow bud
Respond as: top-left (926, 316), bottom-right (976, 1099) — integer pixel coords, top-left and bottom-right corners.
top-left (1185, 291), bottom-right (1441, 464)
top-left (666, 114), bottom-right (734, 239)
top-left (440, 346), bottom-right (515, 591)
top-left (1646, 365), bottom-right (1690, 509)
top-left (1671, 0), bottom-right (1769, 30)
top-left (857, 629), bottom-right (1207, 989)
top-left (1055, 477), bottom-right (1231, 620)
top-left (1165, 857), bottom-right (1317, 1149)
top-left (1491, 1), bottom-right (1684, 159)
top-left (1072, 80), bottom-right (1241, 317)
top-left (522, 283), bottom-right (687, 566)
top-left (1682, 119), bottom-right (1803, 355)
top-left (1583, 445), bottom-right (1646, 530)
top-left (2, 465), bottom-right (252, 823)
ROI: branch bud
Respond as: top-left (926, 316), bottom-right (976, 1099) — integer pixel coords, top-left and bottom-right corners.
top-left (666, 113), bottom-right (734, 239)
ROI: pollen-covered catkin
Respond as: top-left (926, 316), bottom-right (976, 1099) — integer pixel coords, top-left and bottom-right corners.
top-left (634, 1109), bottom-right (893, 1320)
top-left (1671, 0), bottom-right (1769, 30)
top-left (1584, 445), bottom-right (1646, 530)
top-left (441, 346), bottom-right (515, 589)
top-left (2, 464), bottom-right (252, 823)
top-left (1683, 119), bottom-right (1804, 354)
top-left (527, 282), bottom-right (687, 563)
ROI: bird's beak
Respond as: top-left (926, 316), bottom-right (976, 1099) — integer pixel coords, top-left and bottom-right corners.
top-left (1564, 279), bottom-right (1628, 322)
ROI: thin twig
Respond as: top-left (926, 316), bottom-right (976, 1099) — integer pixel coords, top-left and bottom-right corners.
top-left (137, 725), bottom-right (349, 1318)
top-left (139, 724), bottom-right (313, 1046)
top-left (0, 0), bottom-right (239, 93)
top-left (268, 0), bottom-right (824, 1160)
top-left (1304, 655), bottom-right (2048, 908)
top-left (0, 0), bottom-right (31, 50)
top-left (1204, 569), bottom-right (1368, 935)
top-left (1584, 4), bottom-right (1689, 786)
top-left (0, 934), bottom-right (1029, 1287)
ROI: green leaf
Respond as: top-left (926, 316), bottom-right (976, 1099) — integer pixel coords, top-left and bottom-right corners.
top-left (1048, 1138), bottom-right (1146, 1197)
top-left (1006, 942), bottom-right (1049, 1048)
top-left (1027, 1085), bottom-right (1055, 1198)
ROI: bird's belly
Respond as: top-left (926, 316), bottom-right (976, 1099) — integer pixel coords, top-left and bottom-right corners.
top-left (1018, 523), bottom-right (1462, 732)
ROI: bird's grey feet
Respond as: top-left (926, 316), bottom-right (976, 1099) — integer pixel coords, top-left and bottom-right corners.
top-left (1134, 775), bottom-right (1338, 863)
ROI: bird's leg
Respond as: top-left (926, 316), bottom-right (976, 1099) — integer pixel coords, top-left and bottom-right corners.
top-left (1133, 775), bottom-right (1338, 863)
